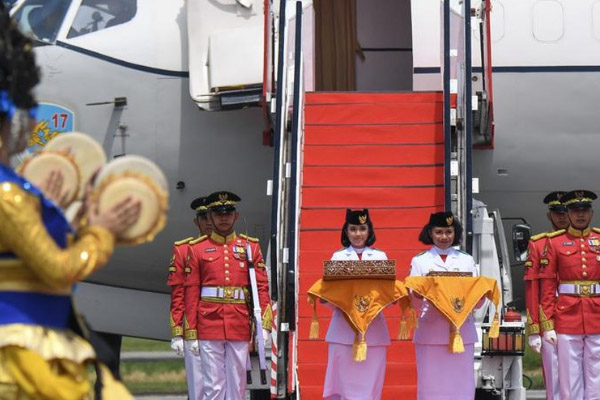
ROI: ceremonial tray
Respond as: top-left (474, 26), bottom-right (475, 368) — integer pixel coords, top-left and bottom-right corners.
top-left (323, 260), bottom-right (396, 281)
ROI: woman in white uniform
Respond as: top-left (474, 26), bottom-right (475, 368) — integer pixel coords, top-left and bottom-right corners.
top-left (409, 211), bottom-right (479, 400)
top-left (322, 209), bottom-right (390, 400)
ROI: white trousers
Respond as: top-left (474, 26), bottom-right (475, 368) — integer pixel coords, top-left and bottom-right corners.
top-left (199, 339), bottom-right (249, 400)
top-left (184, 340), bottom-right (204, 399)
top-left (542, 339), bottom-right (560, 400)
top-left (557, 333), bottom-right (600, 400)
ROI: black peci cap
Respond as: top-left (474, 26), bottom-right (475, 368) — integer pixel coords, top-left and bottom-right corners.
top-left (562, 190), bottom-right (597, 210)
top-left (345, 209), bottom-right (370, 225)
top-left (205, 191), bottom-right (241, 213)
top-left (190, 196), bottom-right (208, 216)
top-left (427, 211), bottom-right (456, 227)
top-left (543, 191), bottom-right (567, 213)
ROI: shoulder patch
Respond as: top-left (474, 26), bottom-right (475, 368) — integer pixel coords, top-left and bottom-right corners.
top-left (174, 237), bottom-right (194, 246)
top-left (593, 227), bottom-right (600, 234)
top-left (456, 249), bottom-right (470, 255)
top-left (189, 235), bottom-right (208, 245)
top-left (415, 250), bottom-right (427, 257)
top-left (547, 229), bottom-right (566, 238)
top-left (239, 233), bottom-right (259, 243)
top-left (530, 232), bottom-right (548, 242)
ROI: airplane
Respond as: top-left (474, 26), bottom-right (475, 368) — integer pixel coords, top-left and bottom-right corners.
top-left (9, 0), bottom-right (276, 342)
top-left (9, 0), bottom-right (598, 397)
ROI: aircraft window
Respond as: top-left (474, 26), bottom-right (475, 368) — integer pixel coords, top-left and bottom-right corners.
top-left (11, 0), bottom-right (70, 43)
top-left (67, 0), bottom-right (136, 38)
top-left (532, 0), bottom-right (564, 42)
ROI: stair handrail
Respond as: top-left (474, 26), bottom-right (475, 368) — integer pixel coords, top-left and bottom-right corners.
top-left (475, 0), bottom-right (495, 148)
top-left (442, 0), bottom-right (473, 251)
top-left (268, 1), bottom-right (307, 397)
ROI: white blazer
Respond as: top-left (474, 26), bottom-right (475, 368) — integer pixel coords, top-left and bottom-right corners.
top-left (325, 246), bottom-right (391, 346)
top-left (409, 246), bottom-right (480, 345)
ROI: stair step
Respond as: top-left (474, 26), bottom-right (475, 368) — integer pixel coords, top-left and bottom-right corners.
top-left (300, 229), bottom-right (423, 251)
top-left (297, 361), bottom-right (418, 387)
top-left (304, 124), bottom-right (442, 145)
top-left (304, 143), bottom-right (443, 166)
top-left (297, 340), bottom-right (416, 364)
top-left (301, 187), bottom-right (444, 208)
top-left (299, 384), bottom-right (418, 400)
top-left (305, 103), bottom-right (442, 125)
top-left (299, 207), bottom-right (441, 229)
top-left (305, 91), bottom-right (442, 105)
top-left (302, 165), bottom-right (443, 188)
top-left (296, 316), bottom-right (414, 341)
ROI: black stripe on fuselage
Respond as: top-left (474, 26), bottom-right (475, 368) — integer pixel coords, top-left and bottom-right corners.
top-left (55, 41), bottom-right (189, 77)
top-left (415, 65), bottom-right (600, 74)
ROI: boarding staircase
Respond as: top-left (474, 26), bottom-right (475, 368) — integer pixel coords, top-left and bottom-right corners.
top-left (295, 91), bottom-right (445, 399)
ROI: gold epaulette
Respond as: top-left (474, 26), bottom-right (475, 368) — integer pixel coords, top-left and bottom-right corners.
top-left (530, 232), bottom-right (548, 242)
top-left (593, 227), bottom-right (600, 234)
top-left (189, 235), bottom-right (208, 245)
top-left (547, 229), bottom-right (566, 238)
top-left (240, 233), bottom-right (259, 243)
top-left (174, 237), bottom-right (194, 246)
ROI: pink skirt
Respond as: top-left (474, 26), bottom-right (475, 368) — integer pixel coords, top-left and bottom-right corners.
top-left (415, 343), bottom-right (475, 400)
top-left (323, 343), bottom-right (386, 400)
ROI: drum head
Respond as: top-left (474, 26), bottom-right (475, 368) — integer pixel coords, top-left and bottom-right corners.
top-left (19, 152), bottom-right (80, 206)
top-left (95, 155), bottom-right (167, 192)
top-left (94, 155), bottom-right (168, 245)
top-left (45, 132), bottom-right (106, 198)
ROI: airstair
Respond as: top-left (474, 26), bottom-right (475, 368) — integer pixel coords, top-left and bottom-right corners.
top-left (295, 91), bottom-right (445, 398)
top-left (264, 1), bottom-right (514, 399)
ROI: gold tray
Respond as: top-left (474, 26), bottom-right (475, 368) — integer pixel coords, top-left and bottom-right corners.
top-left (323, 260), bottom-right (396, 281)
top-left (426, 271), bottom-right (473, 277)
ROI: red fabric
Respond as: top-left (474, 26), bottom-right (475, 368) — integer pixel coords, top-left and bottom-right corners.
top-left (185, 234), bottom-right (270, 341)
top-left (524, 236), bottom-right (548, 328)
top-left (305, 103), bottom-right (442, 125)
top-left (304, 124), bottom-right (443, 146)
top-left (540, 230), bottom-right (600, 334)
top-left (440, 254), bottom-right (447, 262)
top-left (167, 243), bottom-right (188, 334)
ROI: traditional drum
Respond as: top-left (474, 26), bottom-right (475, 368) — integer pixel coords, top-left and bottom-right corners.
top-left (93, 155), bottom-right (168, 244)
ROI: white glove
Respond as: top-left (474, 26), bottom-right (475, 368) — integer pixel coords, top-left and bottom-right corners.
top-left (543, 330), bottom-right (557, 345)
top-left (187, 339), bottom-right (200, 356)
top-left (170, 337), bottom-right (184, 356)
top-left (528, 334), bottom-right (542, 353)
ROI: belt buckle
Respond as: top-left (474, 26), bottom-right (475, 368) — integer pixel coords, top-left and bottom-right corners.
top-left (223, 286), bottom-right (234, 299)
top-left (580, 283), bottom-right (592, 296)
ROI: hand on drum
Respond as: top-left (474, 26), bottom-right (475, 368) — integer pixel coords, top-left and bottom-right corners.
top-left (42, 169), bottom-right (70, 208)
top-left (87, 194), bottom-right (142, 236)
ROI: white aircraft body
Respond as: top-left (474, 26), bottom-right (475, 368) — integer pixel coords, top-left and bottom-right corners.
top-left (10, 0), bottom-right (598, 355)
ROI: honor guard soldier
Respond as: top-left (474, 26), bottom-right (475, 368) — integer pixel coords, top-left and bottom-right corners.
top-left (540, 190), bottom-right (600, 400)
top-left (168, 196), bottom-right (212, 399)
top-left (184, 191), bottom-right (272, 400)
top-left (524, 191), bottom-right (568, 400)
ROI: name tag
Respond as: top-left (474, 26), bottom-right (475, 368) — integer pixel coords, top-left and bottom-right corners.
top-left (205, 248), bottom-right (216, 253)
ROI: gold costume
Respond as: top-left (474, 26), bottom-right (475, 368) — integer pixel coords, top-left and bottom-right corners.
top-left (0, 182), bottom-right (130, 399)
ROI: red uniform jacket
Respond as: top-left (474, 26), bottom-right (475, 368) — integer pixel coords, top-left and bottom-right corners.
top-left (184, 231), bottom-right (271, 341)
top-left (540, 227), bottom-right (600, 334)
top-left (524, 232), bottom-right (549, 335)
top-left (167, 237), bottom-right (193, 338)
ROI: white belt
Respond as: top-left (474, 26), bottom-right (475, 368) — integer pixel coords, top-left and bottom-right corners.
top-left (201, 286), bottom-right (246, 300)
top-left (558, 282), bottom-right (600, 296)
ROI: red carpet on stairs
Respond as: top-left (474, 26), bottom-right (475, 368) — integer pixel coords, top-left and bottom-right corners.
top-left (296, 91), bottom-right (445, 400)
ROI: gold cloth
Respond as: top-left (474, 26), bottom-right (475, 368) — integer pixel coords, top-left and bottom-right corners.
top-left (405, 276), bottom-right (501, 352)
top-left (307, 279), bottom-right (411, 361)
